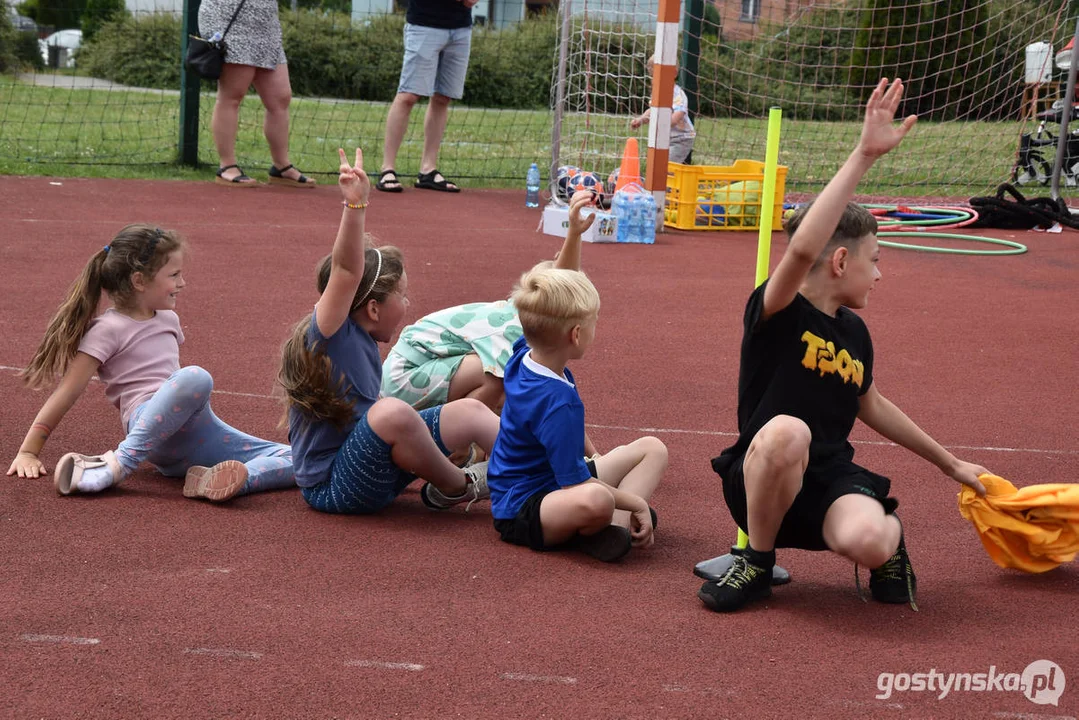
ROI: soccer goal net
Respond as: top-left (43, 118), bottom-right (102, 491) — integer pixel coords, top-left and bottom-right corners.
top-left (550, 0), bottom-right (1075, 200)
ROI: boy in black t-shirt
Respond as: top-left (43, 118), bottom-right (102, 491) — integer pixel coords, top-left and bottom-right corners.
top-left (700, 79), bottom-right (991, 613)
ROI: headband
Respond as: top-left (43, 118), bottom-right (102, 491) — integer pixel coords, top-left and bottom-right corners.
top-left (357, 248), bottom-right (383, 306)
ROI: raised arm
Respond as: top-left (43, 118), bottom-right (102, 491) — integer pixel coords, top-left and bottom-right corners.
top-left (554, 190), bottom-right (597, 272)
top-left (762, 78), bottom-right (917, 320)
top-left (314, 147), bottom-right (372, 338)
top-left (7, 351), bottom-right (100, 478)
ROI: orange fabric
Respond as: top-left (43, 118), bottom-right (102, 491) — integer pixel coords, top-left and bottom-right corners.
top-left (958, 474), bottom-right (1079, 573)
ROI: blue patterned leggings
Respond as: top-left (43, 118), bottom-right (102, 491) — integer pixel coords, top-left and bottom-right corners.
top-left (116, 366), bottom-right (294, 495)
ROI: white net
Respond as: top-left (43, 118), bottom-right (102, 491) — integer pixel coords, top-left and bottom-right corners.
top-left (551, 0), bottom-right (1076, 200)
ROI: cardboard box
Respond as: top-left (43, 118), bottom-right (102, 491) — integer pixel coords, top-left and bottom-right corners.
top-left (541, 204), bottom-right (618, 243)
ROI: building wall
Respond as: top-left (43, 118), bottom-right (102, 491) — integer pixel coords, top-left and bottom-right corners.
top-left (717, 0), bottom-right (810, 41)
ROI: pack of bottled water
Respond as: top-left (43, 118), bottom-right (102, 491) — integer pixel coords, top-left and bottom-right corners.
top-left (611, 185), bottom-right (656, 244)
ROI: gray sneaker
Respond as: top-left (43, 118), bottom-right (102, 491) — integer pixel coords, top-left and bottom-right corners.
top-left (420, 461), bottom-right (489, 512)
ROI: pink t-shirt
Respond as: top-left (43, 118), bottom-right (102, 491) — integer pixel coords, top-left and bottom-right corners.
top-left (77, 309), bottom-right (185, 430)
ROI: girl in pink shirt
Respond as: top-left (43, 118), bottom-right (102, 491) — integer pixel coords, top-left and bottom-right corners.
top-left (6, 224), bottom-right (294, 501)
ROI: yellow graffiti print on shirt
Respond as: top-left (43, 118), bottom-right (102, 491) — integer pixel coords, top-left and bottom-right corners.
top-left (800, 330), bottom-right (864, 388)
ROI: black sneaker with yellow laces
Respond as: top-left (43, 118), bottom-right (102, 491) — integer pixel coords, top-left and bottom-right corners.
top-left (869, 535), bottom-right (918, 611)
top-left (698, 547), bottom-right (774, 612)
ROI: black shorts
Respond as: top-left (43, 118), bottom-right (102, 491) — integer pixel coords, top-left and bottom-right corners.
top-left (717, 451), bottom-right (896, 551)
top-left (493, 459), bottom-right (599, 552)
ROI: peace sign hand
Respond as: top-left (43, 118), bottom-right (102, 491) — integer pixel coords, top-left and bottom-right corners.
top-left (338, 147), bottom-right (371, 207)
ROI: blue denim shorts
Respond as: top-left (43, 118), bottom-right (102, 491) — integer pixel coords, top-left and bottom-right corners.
top-left (398, 23), bottom-right (472, 100)
top-left (302, 405), bottom-right (449, 514)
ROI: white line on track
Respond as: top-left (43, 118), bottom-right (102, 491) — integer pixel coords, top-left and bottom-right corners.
top-left (344, 660), bottom-right (425, 671)
top-left (500, 672), bottom-right (578, 685)
top-left (992, 712), bottom-right (1077, 720)
top-left (183, 648), bottom-right (262, 660)
top-left (20, 634), bottom-right (100, 645)
top-left (3, 365), bottom-right (1075, 457)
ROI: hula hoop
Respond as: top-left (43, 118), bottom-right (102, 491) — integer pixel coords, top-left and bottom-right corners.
top-left (861, 204), bottom-right (980, 231)
top-left (877, 232), bottom-right (1027, 255)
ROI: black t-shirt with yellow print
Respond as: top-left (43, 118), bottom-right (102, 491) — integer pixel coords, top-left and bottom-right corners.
top-left (712, 280), bottom-right (874, 480)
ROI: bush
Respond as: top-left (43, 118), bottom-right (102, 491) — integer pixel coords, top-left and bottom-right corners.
top-left (79, 13), bottom-right (184, 89)
top-left (0, 11), bottom-right (46, 72)
top-left (280, 10), bottom-right (405, 100)
top-left (15, 28), bottom-right (45, 69)
top-left (18, 0), bottom-right (86, 32)
top-left (82, 0), bottom-right (128, 42)
top-left (0, 11), bottom-right (16, 72)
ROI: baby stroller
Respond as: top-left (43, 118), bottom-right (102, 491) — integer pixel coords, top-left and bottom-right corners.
top-left (1013, 99), bottom-right (1079, 186)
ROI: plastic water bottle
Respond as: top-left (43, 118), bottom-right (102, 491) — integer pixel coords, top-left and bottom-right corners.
top-left (612, 188), bottom-right (656, 244)
top-left (209, 31), bottom-right (223, 43)
top-left (525, 163), bottom-right (540, 207)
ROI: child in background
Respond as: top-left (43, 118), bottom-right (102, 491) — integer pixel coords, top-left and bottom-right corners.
top-left (6, 225), bottom-right (294, 501)
top-left (487, 191), bottom-right (668, 562)
top-left (701, 79), bottom-right (989, 613)
top-left (279, 147), bottom-right (499, 515)
top-left (630, 53), bottom-right (696, 164)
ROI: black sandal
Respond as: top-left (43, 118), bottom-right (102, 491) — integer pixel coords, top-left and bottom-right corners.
top-left (376, 169), bottom-right (404, 193)
top-left (415, 169), bottom-right (460, 193)
top-left (215, 164), bottom-right (257, 188)
top-left (268, 164), bottom-right (316, 188)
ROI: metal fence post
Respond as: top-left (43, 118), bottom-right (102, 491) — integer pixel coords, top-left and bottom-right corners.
top-left (178, 0), bottom-right (202, 167)
top-left (680, 0), bottom-right (702, 117)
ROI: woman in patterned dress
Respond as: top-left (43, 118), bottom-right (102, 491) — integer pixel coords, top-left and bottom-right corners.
top-left (198, 0), bottom-right (314, 188)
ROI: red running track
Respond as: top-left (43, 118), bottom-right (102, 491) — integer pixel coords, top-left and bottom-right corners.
top-left (0, 176), bottom-right (1076, 719)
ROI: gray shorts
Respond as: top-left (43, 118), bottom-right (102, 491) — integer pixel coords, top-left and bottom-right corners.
top-left (398, 23), bottom-right (472, 100)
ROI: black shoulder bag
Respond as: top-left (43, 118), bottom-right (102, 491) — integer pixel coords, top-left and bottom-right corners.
top-left (185, 0), bottom-right (249, 81)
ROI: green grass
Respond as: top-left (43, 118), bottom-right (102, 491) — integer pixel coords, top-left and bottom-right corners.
top-left (0, 75), bottom-right (1038, 197)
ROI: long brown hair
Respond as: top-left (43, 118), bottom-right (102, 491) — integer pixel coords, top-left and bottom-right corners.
top-left (21, 224), bottom-right (185, 389)
top-left (279, 245), bottom-right (404, 429)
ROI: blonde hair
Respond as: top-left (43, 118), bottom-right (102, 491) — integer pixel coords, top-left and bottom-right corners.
top-left (21, 224), bottom-right (185, 389)
top-left (511, 264), bottom-right (600, 348)
top-left (279, 244), bottom-right (404, 429)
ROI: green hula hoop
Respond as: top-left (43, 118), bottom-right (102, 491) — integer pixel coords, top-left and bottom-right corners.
top-left (877, 232), bottom-right (1027, 256)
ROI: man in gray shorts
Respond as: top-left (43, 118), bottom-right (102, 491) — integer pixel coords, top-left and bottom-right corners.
top-left (377, 0), bottom-right (475, 194)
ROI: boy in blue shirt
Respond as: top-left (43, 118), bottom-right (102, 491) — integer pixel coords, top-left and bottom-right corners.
top-left (487, 191), bottom-right (668, 562)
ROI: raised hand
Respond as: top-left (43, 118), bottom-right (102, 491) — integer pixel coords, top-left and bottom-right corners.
top-left (567, 189), bottom-right (598, 236)
top-left (338, 147), bottom-right (371, 207)
top-left (857, 78), bottom-right (918, 159)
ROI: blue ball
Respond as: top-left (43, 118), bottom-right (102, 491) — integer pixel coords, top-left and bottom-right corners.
top-left (696, 203), bottom-right (726, 226)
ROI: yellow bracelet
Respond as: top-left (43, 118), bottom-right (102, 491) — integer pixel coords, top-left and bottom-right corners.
top-left (343, 200), bottom-right (368, 210)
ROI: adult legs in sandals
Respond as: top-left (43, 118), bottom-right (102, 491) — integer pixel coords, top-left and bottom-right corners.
top-left (699, 415), bottom-right (807, 612)
top-left (212, 65), bottom-right (259, 185)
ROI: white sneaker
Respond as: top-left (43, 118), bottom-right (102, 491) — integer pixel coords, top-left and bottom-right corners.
top-left (420, 461), bottom-right (489, 511)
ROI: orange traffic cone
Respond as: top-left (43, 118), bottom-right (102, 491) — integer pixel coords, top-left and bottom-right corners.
top-left (614, 137), bottom-right (641, 193)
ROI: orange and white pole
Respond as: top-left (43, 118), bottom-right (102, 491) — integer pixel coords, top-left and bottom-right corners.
top-left (645, 0), bottom-right (681, 225)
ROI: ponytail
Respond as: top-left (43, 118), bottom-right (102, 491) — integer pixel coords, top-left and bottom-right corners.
top-left (21, 247), bottom-right (108, 388)
top-left (278, 316), bottom-right (355, 430)
top-left (20, 224), bottom-right (185, 389)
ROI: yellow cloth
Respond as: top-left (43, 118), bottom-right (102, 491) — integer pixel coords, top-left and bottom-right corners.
top-left (958, 474), bottom-right (1079, 573)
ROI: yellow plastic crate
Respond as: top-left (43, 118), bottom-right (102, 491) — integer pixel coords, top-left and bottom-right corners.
top-left (664, 159), bottom-right (787, 231)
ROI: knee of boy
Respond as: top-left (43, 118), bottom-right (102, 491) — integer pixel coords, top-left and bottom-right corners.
top-left (834, 520), bottom-right (892, 566)
top-left (757, 417), bottom-right (811, 463)
top-left (178, 366), bottom-right (214, 397)
top-left (579, 483), bottom-right (616, 520)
